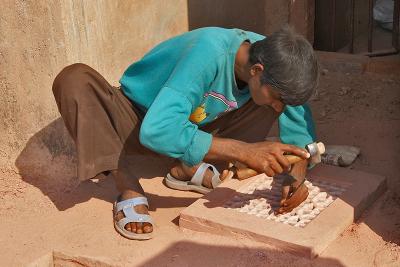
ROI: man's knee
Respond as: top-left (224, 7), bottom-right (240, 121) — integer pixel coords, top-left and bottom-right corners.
top-left (52, 63), bottom-right (93, 103)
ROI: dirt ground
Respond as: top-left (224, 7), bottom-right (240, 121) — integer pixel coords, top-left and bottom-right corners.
top-left (0, 53), bottom-right (399, 266)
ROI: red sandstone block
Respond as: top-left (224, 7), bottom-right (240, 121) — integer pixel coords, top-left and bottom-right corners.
top-left (179, 165), bottom-right (386, 258)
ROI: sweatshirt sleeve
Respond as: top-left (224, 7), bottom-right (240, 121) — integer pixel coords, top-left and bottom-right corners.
top-left (278, 104), bottom-right (316, 148)
top-left (138, 39), bottom-right (225, 166)
top-left (139, 87), bottom-right (212, 166)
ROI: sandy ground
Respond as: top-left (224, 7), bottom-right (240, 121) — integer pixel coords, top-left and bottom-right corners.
top-left (1, 54), bottom-right (399, 266)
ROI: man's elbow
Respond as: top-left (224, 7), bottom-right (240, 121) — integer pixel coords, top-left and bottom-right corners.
top-left (139, 125), bottom-right (156, 150)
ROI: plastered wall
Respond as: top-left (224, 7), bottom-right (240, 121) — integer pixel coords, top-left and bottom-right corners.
top-left (0, 0), bottom-right (188, 184)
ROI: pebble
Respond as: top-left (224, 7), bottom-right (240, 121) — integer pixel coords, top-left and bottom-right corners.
top-left (228, 177), bottom-right (346, 226)
top-left (315, 202), bottom-right (327, 210)
top-left (325, 196), bottom-right (334, 205)
top-left (287, 215), bottom-right (299, 223)
top-left (311, 209), bottom-right (320, 216)
top-left (248, 209), bottom-right (258, 215)
top-left (303, 203), bottom-right (314, 212)
top-left (300, 213), bottom-right (316, 220)
top-left (315, 192), bottom-right (328, 200)
top-left (294, 222), bottom-right (306, 228)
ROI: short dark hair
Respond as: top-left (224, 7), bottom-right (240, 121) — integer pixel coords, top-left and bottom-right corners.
top-left (249, 26), bottom-right (319, 106)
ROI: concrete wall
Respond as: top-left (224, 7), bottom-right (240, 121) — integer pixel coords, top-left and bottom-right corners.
top-left (1, 0), bottom-right (188, 185)
top-left (187, 0), bottom-right (314, 42)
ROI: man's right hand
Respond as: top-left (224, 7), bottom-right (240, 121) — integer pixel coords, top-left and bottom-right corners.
top-left (240, 141), bottom-right (309, 177)
top-left (205, 138), bottom-right (309, 177)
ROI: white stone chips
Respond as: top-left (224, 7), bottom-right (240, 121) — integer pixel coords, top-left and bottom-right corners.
top-left (224, 176), bottom-right (347, 227)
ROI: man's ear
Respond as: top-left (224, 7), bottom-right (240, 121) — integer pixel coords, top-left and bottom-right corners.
top-left (250, 63), bottom-right (264, 76)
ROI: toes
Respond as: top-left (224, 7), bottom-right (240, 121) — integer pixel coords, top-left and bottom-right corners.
top-left (131, 222), bottom-right (137, 233)
top-left (221, 170), bottom-right (228, 179)
top-left (143, 223), bottom-right (153, 233)
top-left (115, 197), bottom-right (153, 235)
top-left (136, 223), bottom-right (143, 234)
top-left (221, 169), bottom-right (233, 181)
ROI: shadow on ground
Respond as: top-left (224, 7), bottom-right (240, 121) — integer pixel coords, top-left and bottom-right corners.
top-left (137, 241), bottom-right (345, 267)
top-left (15, 118), bottom-right (197, 211)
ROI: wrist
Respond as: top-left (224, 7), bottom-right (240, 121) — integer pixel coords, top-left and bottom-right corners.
top-left (205, 137), bottom-right (249, 164)
top-left (232, 141), bottom-right (250, 164)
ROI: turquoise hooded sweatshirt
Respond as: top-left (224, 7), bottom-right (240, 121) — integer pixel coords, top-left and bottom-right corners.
top-left (120, 27), bottom-right (316, 166)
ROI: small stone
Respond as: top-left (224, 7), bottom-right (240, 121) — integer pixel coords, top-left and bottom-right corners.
top-left (288, 215), bottom-right (299, 223)
top-left (300, 219), bottom-right (311, 224)
top-left (294, 222), bottom-right (306, 228)
top-left (259, 209), bottom-right (270, 215)
top-left (311, 187), bottom-right (320, 195)
top-left (311, 208), bottom-right (320, 216)
top-left (248, 209), bottom-right (258, 215)
top-left (315, 192), bottom-right (328, 200)
top-left (300, 214), bottom-right (316, 220)
top-left (321, 68), bottom-right (329, 75)
top-left (297, 208), bottom-right (305, 216)
top-left (290, 208), bottom-right (299, 215)
top-left (278, 216), bottom-right (286, 222)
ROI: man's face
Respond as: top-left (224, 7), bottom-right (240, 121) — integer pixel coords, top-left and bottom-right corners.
top-left (248, 71), bottom-right (285, 113)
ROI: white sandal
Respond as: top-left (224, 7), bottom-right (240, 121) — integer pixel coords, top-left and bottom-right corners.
top-left (165, 163), bottom-right (229, 194)
top-left (113, 196), bottom-right (153, 240)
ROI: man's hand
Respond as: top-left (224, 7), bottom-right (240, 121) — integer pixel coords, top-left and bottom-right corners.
top-left (277, 159), bottom-right (308, 214)
top-left (277, 180), bottom-right (309, 214)
top-left (241, 141), bottom-right (309, 177)
top-left (205, 138), bottom-right (309, 178)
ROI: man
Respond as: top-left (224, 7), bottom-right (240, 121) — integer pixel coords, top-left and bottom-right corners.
top-left (52, 26), bottom-right (319, 240)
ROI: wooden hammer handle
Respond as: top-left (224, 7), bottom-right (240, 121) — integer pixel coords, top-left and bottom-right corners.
top-left (234, 154), bottom-right (304, 180)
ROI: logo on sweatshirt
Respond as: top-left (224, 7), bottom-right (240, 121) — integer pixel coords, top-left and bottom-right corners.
top-left (189, 91), bottom-right (238, 124)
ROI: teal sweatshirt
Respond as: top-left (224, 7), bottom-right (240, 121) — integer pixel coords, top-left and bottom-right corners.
top-left (120, 27), bottom-right (316, 166)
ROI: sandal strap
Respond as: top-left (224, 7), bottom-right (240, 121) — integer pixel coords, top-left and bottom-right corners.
top-left (190, 163), bottom-right (210, 186)
top-left (210, 165), bottom-right (222, 188)
top-left (116, 196), bottom-right (149, 212)
top-left (190, 163), bottom-right (221, 189)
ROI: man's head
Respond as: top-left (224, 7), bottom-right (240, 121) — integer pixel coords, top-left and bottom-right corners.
top-left (247, 26), bottom-right (319, 112)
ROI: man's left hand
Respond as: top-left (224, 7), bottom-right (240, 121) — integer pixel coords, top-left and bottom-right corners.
top-left (276, 159), bottom-right (308, 214)
top-left (277, 178), bottom-right (309, 214)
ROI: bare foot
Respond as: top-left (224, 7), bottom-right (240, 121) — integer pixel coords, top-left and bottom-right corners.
top-left (169, 162), bottom-right (232, 189)
top-left (112, 170), bottom-right (153, 235)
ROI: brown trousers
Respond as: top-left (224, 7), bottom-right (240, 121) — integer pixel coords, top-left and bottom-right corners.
top-left (52, 63), bottom-right (279, 181)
